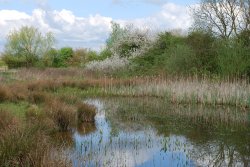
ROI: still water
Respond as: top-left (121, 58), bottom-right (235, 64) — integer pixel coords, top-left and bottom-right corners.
top-left (69, 98), bottom-right (250, 167)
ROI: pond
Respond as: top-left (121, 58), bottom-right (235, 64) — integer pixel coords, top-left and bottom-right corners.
top-left (69, 98), bottom-right (250, 167)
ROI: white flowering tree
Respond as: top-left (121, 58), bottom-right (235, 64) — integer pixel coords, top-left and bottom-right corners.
top-left (108, 22), bottom-right (152, 58)
top-left (85, 22), bottom-right (154, 73)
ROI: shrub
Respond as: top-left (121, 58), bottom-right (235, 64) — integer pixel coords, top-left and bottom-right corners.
top-left (2, 54), bottom-right (27, 68)
top-left (42, 49), bottom-right (58, 67)
top-left (130, 31), bottom-right (186, 75)
top-left (164, 44), bottom-right (200, 74)
top-left (187, 31), bottom-right (217, 73)
top-left (85, 55), bottom-right (130, 74)
top-left (87, 48), bottom-right (112, 62)
top-left (216, 39), bottom-right (250, 77)
top-left (68, 48), bottom-right (87, 67)
top-left (53, 47), bottom-right (73, 67)
top-left (237, 30), bottom-right (250, 47)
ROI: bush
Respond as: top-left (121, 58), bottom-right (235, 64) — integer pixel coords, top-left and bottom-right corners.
top-left (93, 48), bottom-right (112, 61)
top-left (187, 31), bottom-right (217, 73)
top-left (68, 48), bottom-right (87, 67)
top-left (42, 49), bottom-right (58, 67)
top-left (216, 39), bottom-right (250, 77)
top-left (2, 54), bottom-right (27, 68)
top-left (237, 29), bottom-right (250, 47)
top-left (130, 31), bottom-right (186, 75)
top-left (53, 47), bottom-right (73, 67)
top-left (164, 44), bottom-right (200, 74)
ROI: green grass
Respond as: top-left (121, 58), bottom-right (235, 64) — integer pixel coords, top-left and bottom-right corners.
top-left (53, 86), bottom-right (105, 99)
top-left (0, 101), bottom-right (30, 119)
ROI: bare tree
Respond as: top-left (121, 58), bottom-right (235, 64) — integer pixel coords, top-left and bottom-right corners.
top-left (240, 0), bottom-right (250, 30)
top-left (192, 0), bottom-right (250, 38)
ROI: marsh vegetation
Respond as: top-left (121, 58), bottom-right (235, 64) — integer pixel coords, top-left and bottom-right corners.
top-left (0, 0), bottom-right (249, 166)
top-left (0, 68), bottom-right (249, 166)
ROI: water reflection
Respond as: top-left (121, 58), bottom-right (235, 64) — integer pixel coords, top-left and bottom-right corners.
top-left (71, 98), bottom-right (250, 167)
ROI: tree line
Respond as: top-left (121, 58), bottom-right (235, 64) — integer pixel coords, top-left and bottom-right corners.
top-left (0, 0), bottom-right (249, 77)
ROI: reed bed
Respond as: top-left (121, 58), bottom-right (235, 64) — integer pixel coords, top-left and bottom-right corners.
top-left (99, 77), bottom-right (250, 107)
top-left (1, 67), bottom-right (249, 107)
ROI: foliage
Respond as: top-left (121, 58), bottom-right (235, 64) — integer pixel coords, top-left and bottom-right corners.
top-left (68, 48), bottom-right (87, 67)
top-left (42, 49), bottom-right (58, 67)
top-left (237, 29), bottom-right (250, 47)
top-left (53, 47), bottom-right (73, 67)
top-left (216, 39), bottom-right (250, 76)
top-left (2, 54), bottom-right (27, 68)
top-left (186, 30), bottom-right (217, 73)
top-left (130, 31), bottom-right (186, 75)
top-left (3, 26), bottom-right (54, 68)
top-left (164, 44), bottom-right (199, 74)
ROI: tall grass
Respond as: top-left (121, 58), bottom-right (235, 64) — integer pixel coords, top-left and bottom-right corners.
top-left (77, 103), bottom-right (96, 123)
top-left (97, 76), bottom-right (250, 107)
top-left (0, 110), bottom-right (71, 167)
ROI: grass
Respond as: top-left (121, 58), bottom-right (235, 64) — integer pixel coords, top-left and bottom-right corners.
top-left (0, 109), bottom-right (71, 167)
top-left (0, 101), bottom-right (30, 118)
top-left (44, 98), bottom-right (76, 131)
top-left (100, 77), bottom-right (250, 108)
top-left (77, 103), bottom-right (96, 123)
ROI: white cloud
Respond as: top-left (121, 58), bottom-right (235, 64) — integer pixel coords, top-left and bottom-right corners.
top-left (117, 3), bottom-right (192, 32)
top-left (0, 10), bottom-right (30, 22)
top-left (112, 0), bottom-right (167, 6)
top-left (0, 2), bottom-right (192, 51)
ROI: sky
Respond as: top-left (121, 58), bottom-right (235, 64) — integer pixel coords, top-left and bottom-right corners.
top-left (0, 0), bottom-right (198, 51)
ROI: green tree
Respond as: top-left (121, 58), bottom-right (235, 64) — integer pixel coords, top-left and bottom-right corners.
top-left (53, 47), bottom-right (73, 67)
top-left (3, 26), bottom-right (55, 68)
top-left (42, 49), bottom-right (58, 67)
top-left (187, 31), bottom-right (217, 73)
top-left (216, 39), bottom-right (250, 76)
